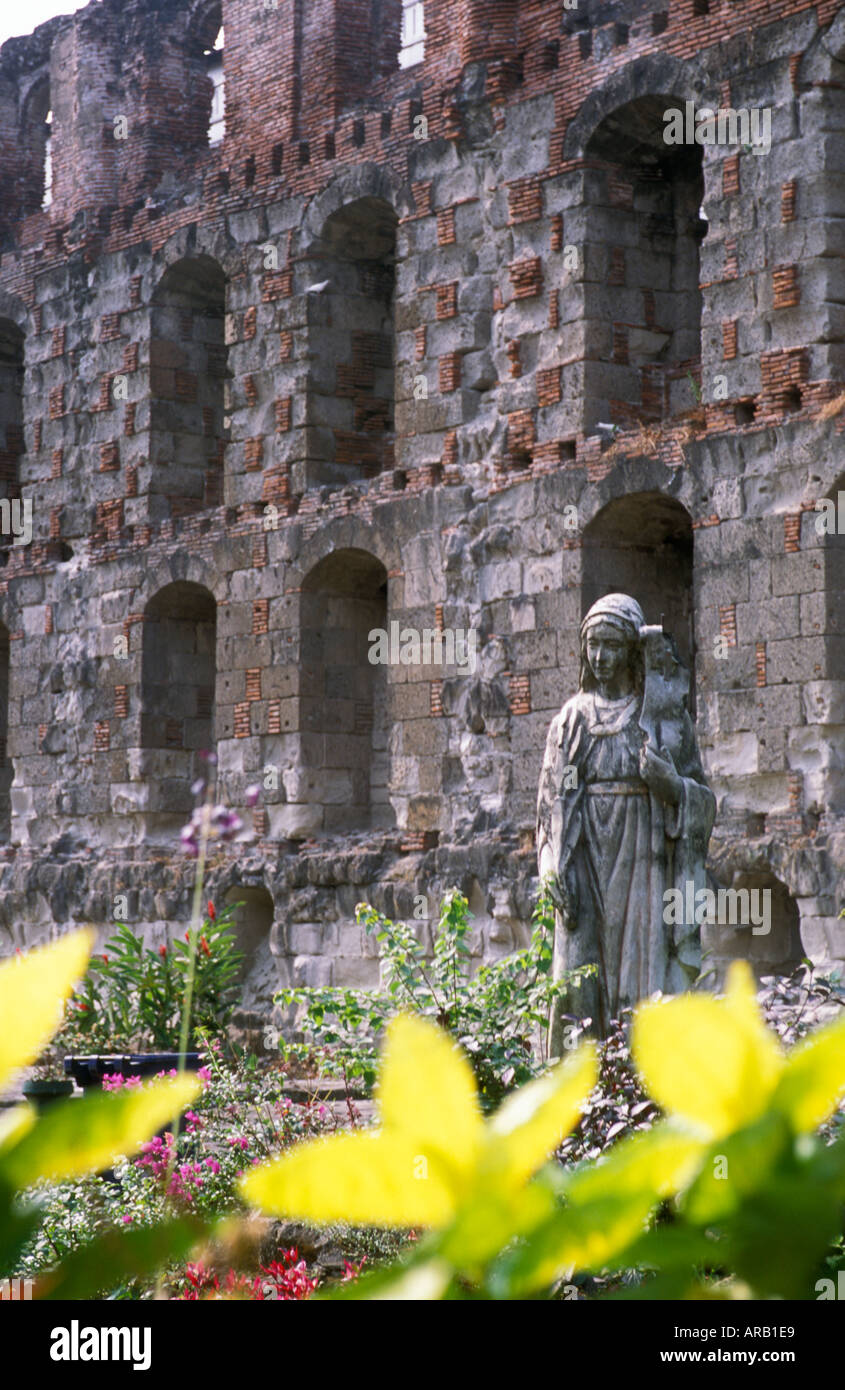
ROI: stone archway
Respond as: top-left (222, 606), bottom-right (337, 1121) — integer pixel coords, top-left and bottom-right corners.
top-left (582, 491), bottom-right (695, 700)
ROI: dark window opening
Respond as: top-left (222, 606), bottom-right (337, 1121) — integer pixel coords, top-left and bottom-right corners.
top-left (149, 256), bottom-right (229, 519)
top-left (140, 582), bottom-right (217, 835)
top-left (299, 550), bottom-right (393, 834)
top-left (0, 319), bottom-right (24, 500)
top-left (582, 95), bottom-right (703, 431)
top-left (303, 197), bottom-right (397, 489)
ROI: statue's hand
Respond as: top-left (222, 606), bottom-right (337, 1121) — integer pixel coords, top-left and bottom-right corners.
top-left (639, 744), bottom-right (682, 806)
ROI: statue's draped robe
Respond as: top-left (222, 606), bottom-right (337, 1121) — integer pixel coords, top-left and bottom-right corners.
top-left (537, 690), bottom-right (715, 1042)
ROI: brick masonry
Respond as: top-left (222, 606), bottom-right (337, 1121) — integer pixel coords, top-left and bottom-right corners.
top-left (0, 0), bottom-right (841, 1009)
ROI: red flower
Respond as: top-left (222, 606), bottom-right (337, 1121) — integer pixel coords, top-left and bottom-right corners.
top-left (159, 944), bottom-right (167, 958)
top-left (77, 1002), bottom-right (89, 1012)
top-left (185, 931), bottom-right (190, 942)
top-left (200, 936), bottom-right (211, 957)
top-left (207, 901), bottom-right (216, 921)
top-left (102, 953), bottom-right (109, 963)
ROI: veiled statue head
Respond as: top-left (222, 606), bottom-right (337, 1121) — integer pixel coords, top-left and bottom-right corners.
top-left (579, 593), bottom-right (646, 695)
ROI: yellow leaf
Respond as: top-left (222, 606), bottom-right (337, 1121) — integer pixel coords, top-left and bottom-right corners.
top-left (564, 1123), bottom-right (705, 1205)
top-left (0, 1102), bottom-right (36, 1155)
top-left (482, 1043), bottom-right (597, 1186)
top-left (522, 1191), bottom-right (659, 1289)
top-left (377, 1014), bottom-right (482, 1185)
top-left (633, 986), bottom-right (783, 1138)
top-left (503, 1126), bottom-right (705, 1294)
top-left (441, 1176), bottom-right (556, 1269)
top-left (723, 960), bottom-right (783, 1094)
top-left (241, 1130), bottom-right (458, 1228)
top-left (773, 1012), bottom-right (845, 1134)
top-left (0, 930), bottom-right (94, 1092)
top-left (0, 1075), bottom-right (201, 1187)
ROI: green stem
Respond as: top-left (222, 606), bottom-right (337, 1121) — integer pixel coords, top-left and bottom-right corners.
top-left (164, 783), bottom-right (213, 1178)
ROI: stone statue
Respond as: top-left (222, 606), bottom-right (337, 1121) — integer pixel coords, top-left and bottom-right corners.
top-left (536, 593), bottom-right (716, 1044)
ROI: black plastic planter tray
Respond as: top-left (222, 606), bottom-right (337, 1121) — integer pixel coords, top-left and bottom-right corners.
top-left (64, 1053), bottom-right (203, 1089)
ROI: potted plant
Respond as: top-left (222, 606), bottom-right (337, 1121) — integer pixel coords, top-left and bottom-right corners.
top-left (22, 1048), bottom-right (75, 1108)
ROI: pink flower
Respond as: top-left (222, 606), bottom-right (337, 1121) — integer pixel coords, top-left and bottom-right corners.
top-left (122, 1214), bottom-right (133, 1224)
top-left (204, 1158), bottom-right (220, 1174)
top-left (197, 1066), bottom-right (212, 1084)
top-left (185, 1110), bottom-right (203, 1133)
top-left (228, 1135), bottom-right (249, 1151)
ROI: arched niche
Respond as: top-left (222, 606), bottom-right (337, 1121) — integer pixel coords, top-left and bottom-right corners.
top-left (149, 255), bottom-right (229, 519)
top-left (297, 548), bottom-right (393, 833)
top-left (701, 868), bottom-right (805, 986)
top-left (581, 492), bottom-right (695, 702)
top-left (140, 581), bottom-right (217, 830)
top-left (302, 197), bottom-right (398, 490)
top-left (580, 95), bottom-right (705, 431)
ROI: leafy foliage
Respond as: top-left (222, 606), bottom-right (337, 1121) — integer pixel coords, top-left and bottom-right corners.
top-left (0, 931), bottom-right (201, 1291)
top-left (16, 1040), bottom-right (336, 1292)
top-left (56, 904), bottom-right (244, 1053)
top-left (274, 884), bottom-right (595, 1108)
top-left (556, 1011), bottom-right (659, 1166)
top-left (243, 963), bottom-right (845, 1301)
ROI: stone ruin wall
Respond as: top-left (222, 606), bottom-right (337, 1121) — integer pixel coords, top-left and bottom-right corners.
top-left (0, 0), bottom-right (843, 1035)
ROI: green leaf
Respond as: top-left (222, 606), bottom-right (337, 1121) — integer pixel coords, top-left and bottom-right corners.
top-left (602, 1222), bottom-right (727, 1276)
top-left (771, 1012), bottom-right (845, 1134)
top-left (724, 1172), bottom-right (845, 1299)
top-left (0, 1074), bottom-right (201, 1187)
top-left (682, 1111), bottom-right (791, 1224)
top-left (0, 1206), bottom-right (41, 1278)
top-left (35, 1217), bottom-right (208, 1300)
top-left (493, 1189), bottom-right (659, 1295)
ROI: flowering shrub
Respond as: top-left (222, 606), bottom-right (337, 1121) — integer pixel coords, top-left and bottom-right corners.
top-left (173, 1250), bottom-right (318, 1300)
top-left (0, 931), bottom-right (202, 1298)
top-left (57, 905), bottom-right (244, 1051)
top-left (16, 1046), bottom-right (335, 1291)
